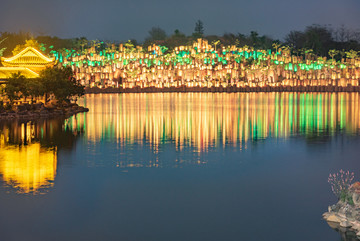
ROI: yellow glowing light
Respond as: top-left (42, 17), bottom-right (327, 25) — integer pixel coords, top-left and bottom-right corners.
top-left (0, 66), bottom-right (39, 78)
top-left (2, 46), bottom-right (55, 64)
top-left (74, 93), bottom-right (360, 156)
top-left (0, 47), bottom-right (56, 75)
top-left (0, 143), bottom-right (57, 194)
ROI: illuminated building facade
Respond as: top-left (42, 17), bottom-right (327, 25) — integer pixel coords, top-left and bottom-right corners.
top-left (0, 47), bottom-right (56, 79)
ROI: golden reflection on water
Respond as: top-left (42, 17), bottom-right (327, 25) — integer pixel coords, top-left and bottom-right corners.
top-left (0, 143), bottom-right (57, 194)
top-left (74, 92), bottom-right (360, 152)
top-left (0, 121), bottom-right (61, 194)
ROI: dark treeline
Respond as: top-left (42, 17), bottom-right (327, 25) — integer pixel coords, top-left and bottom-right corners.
top-left (143, 23), bottom-right (360, 58)
top-left (285, 25), bottom-right (360, 57)
top-left (0, 31), bottom-right (85, 57)
top-left (1, 66), bottom-right (84, 107)
top-left (1, 22), bottom-right (360, 59)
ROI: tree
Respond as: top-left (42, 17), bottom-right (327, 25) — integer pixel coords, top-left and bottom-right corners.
top-left (0, 37), bottom-right (7, 57)
top-left (26, 78), bottom-right (45, 104)
top-left (304, 25), bottom-right (333, 56)
top-left (212, 40), bottom-right (221, 51)
top-left (285, 31), bottom-right (305, 50)
top-left (75, 37), bottom-right (88, 53)
top-left (280, 45), bottom-right (291, 57)
top-left (339, 49), bottom-right (346, 60)
top-left (0, 31), bottom-right (32, 57)
top-left (193, 20), bottom-right (204, 38)
top-left (4, 73), bottom-right (25, 104)
top-left (147, 27), bottom-right (167, 41)
top-left (272, 42), bottom-right (281, 53)
top-left (12, 39), bottom-right (41, 55)
top-left (39, 66), bottom-right (84, 104)
top-left (250, 31), bottom-right (259, 47)
top-left (304, 48), bottom-right (314, 61)
top-left (345, 50), bottom-right (359, 60)
top-left (328, 49), bottom-right (339, 61)
top-left (124, 40), bottom-right (136, 53)
top-left (163, 30), bottom-right (189, 49)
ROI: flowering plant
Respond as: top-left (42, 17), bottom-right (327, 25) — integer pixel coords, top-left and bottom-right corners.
top-left (328, 170), bottom-right (355, 203)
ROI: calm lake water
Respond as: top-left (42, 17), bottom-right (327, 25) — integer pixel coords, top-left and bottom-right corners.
top-left (0, 92), bottom-right (360, 241)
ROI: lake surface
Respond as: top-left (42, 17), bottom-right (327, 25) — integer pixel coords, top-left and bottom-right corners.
top-left (0, 92), bottom-right (360, 241)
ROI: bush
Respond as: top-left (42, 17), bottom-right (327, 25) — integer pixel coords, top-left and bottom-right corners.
top-left (340, 189), bottom-right (354, 205)
top-left (328, 170), bottom-right (355, 204)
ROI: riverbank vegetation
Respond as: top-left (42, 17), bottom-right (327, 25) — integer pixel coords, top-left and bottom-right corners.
top-left (0, 66), bottom-right (86, 119)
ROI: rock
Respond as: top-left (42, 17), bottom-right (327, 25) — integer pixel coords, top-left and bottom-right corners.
top-left (60, 100), bottom-right (71, 107)
top-left (350, 182), bottom-right (360, 191)
top-left (323, 212), bottom-right (330, 219)
top-left (69, 103), bottom-right (78, 107)
top-left (33, 103), bottom-right (44, 110)
top-left (17, 111), bottom-right (28, 115)
top-left (23, 103), bottom-right (31, 111)
top-left (353, 193), bottom-right (360, 206)
top-left (340, 221), bottom-right (352, 228)
top-left (327, 214), bottom-right (341, 223)
top-left (48, 99), bottom-right (58, 105)
top-left (16, 105), bottom-right (27, 112)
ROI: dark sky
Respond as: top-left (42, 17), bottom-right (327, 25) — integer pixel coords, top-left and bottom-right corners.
top-left (1, 0), bottom-right (360, 42)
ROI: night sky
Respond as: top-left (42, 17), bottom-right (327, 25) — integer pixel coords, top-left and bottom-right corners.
top-left (1, 0), bottom-right (359, 42)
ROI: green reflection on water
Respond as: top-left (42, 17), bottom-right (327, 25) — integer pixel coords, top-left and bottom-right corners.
top-left (74, 92), bottom-right (360, 152)
top-left (1, 92), bottom-right (359, 194)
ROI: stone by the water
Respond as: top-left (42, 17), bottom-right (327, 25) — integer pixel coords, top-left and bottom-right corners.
top-left (326, 214), bottom-right (342, 223)
top-left (0, 102), bottom-right (88, 121)
top-left (341, 221), bottom-right (353, 228)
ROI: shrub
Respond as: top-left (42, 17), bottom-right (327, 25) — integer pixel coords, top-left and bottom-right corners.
top-left (328, 170), bottom-right (355, 203)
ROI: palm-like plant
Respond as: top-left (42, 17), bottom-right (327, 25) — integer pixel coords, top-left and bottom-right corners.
top-left (345, 50), bottom-right (359, 60)
top-left (124, 40), bottom-right (135, 54)
top-left (0, 37), bottom-right (7, 57)
top-left (280, 45), bottom-right (291, 57)
top-left (272, 42), bottom-right (281, 53)
top-left (211, 40), bottom-right (221, 52)
top-left (328, 49), bottom-right (339, 61)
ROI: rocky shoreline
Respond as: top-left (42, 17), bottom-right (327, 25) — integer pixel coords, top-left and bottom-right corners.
top-left (0, 102), bottom-right (89, 121)
top-left (323, 182), bottom-right (360, 240)
top-left (85, 85), bottom-right (360, 94)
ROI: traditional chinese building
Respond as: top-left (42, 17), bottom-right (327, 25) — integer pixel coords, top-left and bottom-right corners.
top-left (0, 47), bottom-right (56, 80)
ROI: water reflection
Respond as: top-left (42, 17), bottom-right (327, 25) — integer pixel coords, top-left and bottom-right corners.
top-left (2, 93), bottom-right (360, 192)
top-left (0, 119), bottom-right (82, 194)
top-left (0, 93), bottom-right (359, 241)
top-left (0, 143), bottom-right (57, 194)
top-left (75, 92), bottom-right (360, 152)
